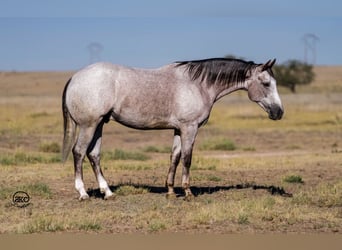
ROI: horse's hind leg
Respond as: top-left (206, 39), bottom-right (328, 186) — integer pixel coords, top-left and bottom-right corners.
top-left (166, 130), bottom-right (181, 198)
top-left (73, 125), bottom-right (98, 200)
top-left (86, 121), bottom-right (114, 200)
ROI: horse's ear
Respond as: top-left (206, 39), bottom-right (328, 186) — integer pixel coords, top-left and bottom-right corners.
top-left (261, 59), bottom-right (276, 71)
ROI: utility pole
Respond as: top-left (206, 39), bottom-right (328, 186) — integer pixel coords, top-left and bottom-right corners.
top-left (87, 42), bottom-right (103, 64)
top-left (303, 33), bottom-right (319, 65)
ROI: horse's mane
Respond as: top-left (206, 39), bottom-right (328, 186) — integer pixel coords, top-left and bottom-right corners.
top-left (175, 58), bottom-right (259, 85)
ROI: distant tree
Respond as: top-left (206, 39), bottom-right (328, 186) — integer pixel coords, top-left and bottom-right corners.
top-left (224, 54), bottom-right (246, 60)
top-left (273, 60), bottom-right (315, 93)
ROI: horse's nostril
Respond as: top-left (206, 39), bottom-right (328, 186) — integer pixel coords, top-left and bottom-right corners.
top-left (277, 108), bottom-right (284, 120)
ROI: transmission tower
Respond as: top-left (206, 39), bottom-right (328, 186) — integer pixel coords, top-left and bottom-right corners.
top-left (303, 33), bottom-right (319, 65)
top-left (87, 42), bottom-right (103, 64)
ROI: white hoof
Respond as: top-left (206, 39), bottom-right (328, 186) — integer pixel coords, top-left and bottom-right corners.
top-left (78, 193), bottom-right (90, 201)
top-left (104, 192), bottom-right (115, 200)
top-left (100, 187), bottom-right (114, 200)
top-left (104, 189), bottom-right (115, 200)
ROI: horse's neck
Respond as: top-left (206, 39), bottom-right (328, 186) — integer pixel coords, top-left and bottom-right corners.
top-left (212, 81), bottom-right (248, 102)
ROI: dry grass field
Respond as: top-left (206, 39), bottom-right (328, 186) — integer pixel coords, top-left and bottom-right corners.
top-left (0, 66), bottom-right (341, 234)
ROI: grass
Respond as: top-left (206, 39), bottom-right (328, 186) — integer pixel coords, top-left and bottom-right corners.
top-left (237, 213), bottom-right (249, 225)
top-left (199, 138), bottom-right (236, 151)
top-left (39, 142), bottom-right (61, 153)
top-left (115, 185), bottom-right (149, 196)
top-left (143, 145), bottom-right (171, 153)
top-left (0, 182), bottom-right (53, 200)
top-left (113, 163), bottom-right (152, 171)
top-left (21, 183), bottom-right (53, 199)
top-left (29, 112), bottom-right (50, 118)
top-left (0, 152), bottom-right (61, 166)
top-left (102, 149), bottom-right (150, 161)
top-left (19, 217), bottom-right (65, 234)
top-left (18, 217), bottom-right (102, 233)
top-left (148, 219), bottom-right (167, 232)
top-left (76, 221), bottom-right (102, 231)
top-left (191, 157), bottom-right (218, 170)
top-left (185, 197), bottom-right (262, 226)
top-left (207, 175), bottom-right (222, 182)
top-left (292, 181), bottom-right (342, 207)
top-left (283, 175), bottom-right (304, 184)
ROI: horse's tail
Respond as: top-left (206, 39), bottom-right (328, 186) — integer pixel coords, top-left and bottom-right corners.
top-left (62, 78), bottom-right (77, 163)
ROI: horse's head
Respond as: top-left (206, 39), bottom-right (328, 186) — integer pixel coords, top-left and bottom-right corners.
top-left (247, 59), bottom-right (284, 120)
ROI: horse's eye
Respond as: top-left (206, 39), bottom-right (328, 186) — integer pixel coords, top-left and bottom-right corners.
top-left (263, 82), bottom-right (271, 87)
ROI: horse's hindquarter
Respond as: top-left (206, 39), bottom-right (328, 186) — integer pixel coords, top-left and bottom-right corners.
top-left (65, 63), bottom-right (118, 124)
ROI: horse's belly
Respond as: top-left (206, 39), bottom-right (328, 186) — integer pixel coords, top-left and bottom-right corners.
top-left (111, 111), bottom-right (175, 130)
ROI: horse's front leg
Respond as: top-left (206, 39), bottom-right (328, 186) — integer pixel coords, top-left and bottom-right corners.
top-left (180, 125), bottom-right (198, 200)
top-left (166, 130), bottom-right (181, 198)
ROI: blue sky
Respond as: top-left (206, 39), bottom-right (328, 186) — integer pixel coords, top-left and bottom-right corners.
top-left (0, 0), bottom-right (341, 71)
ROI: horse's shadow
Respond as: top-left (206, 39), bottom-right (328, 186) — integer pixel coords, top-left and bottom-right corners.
top-left (87, 183), bottom-right (292, 199)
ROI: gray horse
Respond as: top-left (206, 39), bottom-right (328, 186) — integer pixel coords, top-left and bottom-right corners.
top-left (62, 58), bottom-right (283, 200)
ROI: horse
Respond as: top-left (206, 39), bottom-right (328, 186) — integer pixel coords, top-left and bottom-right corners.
top-left (62, 58), bottom-right (283, 201)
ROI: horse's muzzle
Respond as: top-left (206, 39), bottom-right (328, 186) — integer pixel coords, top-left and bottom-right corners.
top-left (268, 105), bottom-right (284, 120)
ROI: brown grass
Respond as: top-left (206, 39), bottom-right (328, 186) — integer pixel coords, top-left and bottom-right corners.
top-left (0, 67), bottom-right (341, 234)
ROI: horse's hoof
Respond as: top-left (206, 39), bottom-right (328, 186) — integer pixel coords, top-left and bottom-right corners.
top-left (104, 193), bottom-right (116, 200)
top-left (100, 187), bottom-right (115, 200)
top-left (166, 192), bottom-right (177, 199)
top-left (78, 194), bottom-right (90, 201)
top-left (184, 194), bottom-right (195, 202)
